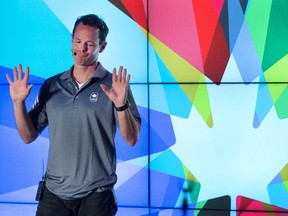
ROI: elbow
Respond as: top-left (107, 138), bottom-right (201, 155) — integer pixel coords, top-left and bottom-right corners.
top-left (127, 131), bottom-right (140, 146)
top-left (21, 132), bottom-right (38, 144)
top-left (22, 137), bottom-right (36, 144)
top-left (123, 122), bottom-right (141, 146)
top-left (127, 138), bottom-right (138, 147)
top-left (128, 124), bottom-right (141, 146)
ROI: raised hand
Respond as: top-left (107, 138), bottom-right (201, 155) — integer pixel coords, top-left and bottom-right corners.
top-left (100, 66), bottom-right (130, 107)
top-left (6, 64), bottom-right (33, 104)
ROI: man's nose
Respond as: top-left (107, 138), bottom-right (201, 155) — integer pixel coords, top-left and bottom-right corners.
top-left (81, 43), bottom-right (88, 52)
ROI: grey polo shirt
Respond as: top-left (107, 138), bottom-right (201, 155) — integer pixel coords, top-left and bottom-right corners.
top-left (29, 63), bottom-right (141, 200)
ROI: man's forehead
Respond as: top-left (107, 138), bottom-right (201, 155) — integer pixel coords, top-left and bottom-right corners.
top-left (73, 24), bottom-right (100, 39)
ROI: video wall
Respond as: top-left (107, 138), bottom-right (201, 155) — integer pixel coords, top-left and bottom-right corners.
top-left (1, 0), bottom-right (288, 215)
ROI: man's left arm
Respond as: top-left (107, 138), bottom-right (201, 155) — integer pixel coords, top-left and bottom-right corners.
top-left (116, 105), bottom-right (140, 146)
top-left (100, 66), bottom-right (141, 146)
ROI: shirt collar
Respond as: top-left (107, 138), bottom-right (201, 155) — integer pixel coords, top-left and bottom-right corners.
top-left (60, 62), bottom-right (107, 80)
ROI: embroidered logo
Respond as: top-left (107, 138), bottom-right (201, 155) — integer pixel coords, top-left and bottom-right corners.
top-left (90, 92), bottom-right (98, 103)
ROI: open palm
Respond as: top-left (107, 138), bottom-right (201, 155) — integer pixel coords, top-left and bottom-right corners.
top-left (6, 64), bottom-right (33, 103)
top-left (100, 66), bottom-right (130, 107)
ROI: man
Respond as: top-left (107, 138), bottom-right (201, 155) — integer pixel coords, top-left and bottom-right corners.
top-left (6, 14), bottom-right (141, 216)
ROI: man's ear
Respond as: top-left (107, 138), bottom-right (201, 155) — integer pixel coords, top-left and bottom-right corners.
top-left (99, 42), bottom-right (107, 53)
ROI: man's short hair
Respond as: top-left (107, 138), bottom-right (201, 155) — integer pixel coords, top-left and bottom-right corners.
top-left (72, 14), bottom-right (109, 44)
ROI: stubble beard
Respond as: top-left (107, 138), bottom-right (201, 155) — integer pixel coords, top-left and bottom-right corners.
top-left (74, 55), bottom-right (96, 66)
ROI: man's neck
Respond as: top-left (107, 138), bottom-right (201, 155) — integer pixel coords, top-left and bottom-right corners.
top-left (73, 62), bottom-right (98, 84)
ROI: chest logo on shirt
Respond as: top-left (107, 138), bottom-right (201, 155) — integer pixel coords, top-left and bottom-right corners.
top-left (90, 92), bottom-right (98, 103)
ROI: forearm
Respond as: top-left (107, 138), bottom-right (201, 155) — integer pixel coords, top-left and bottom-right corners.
top-left (117, 109), bottom-right (140, 146)
top-left (13, 102), bottom-right (39, 144)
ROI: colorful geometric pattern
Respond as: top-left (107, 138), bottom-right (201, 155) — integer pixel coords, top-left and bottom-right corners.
top-left (1, 0), bottom-right (288, 214)
top-left (250, 1), bottom-right (288, 127)
top-left (107, 1), bottom-right (288, 212)
top-left (236, 196), bottom-right (288, 215)
top-left (145, 195), bottom-right (230, 216)
top-left (149, 149), bottom-right (200, 208)
top-left (195, 195), bottom-right (231, 216)
top-left (0, 0), bottom-right (72, 79)
top-left (111, 0), bottom-right (216, 127)
top-left (110, 0), bottom-right (288, 129)
top-left (268, 163), bottom-right (288, 209)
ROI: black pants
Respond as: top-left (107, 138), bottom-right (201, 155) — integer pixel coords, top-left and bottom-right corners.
top-left (36, 187), bottom-right (117, 216)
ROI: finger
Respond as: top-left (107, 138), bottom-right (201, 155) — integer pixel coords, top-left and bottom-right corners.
top-left (118, 66), bottom-right (123, 82)
top-left (13, 66), bottom-right (18, 81)
top-left (27, 84), bottom-right (33, 93)
top-left (112, 68), bottom-right (117, 83)
top-left (126, 74), bottom-right (131, 84)
top-left (23, 66), bottom-right (30, 83)
top-left (100, 84), bottom-right (109, 94)
top-left (6, 73), bottom-right (12, 84)
top-left (18, 64), bottom-right (23, 80)
top-left (122, 68), bottom-right (127, 82)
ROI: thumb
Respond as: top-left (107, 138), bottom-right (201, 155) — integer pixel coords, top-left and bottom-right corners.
top-left (27, 84), bottom-right (33, 91)
top-left (100, 84), bottom-right (109, 95)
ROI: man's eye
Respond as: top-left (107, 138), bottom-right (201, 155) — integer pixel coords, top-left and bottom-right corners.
top-left (88, 43), bottom-right (95, 47)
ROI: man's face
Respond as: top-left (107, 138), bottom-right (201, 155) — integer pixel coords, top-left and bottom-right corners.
top-left (72, 22), bottom-right (106, 66)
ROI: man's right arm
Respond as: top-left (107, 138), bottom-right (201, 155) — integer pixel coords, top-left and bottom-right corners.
top-left (13, 101), bottom-right (39, 144)
top-left (6, 64), bottom-right (39, 144)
